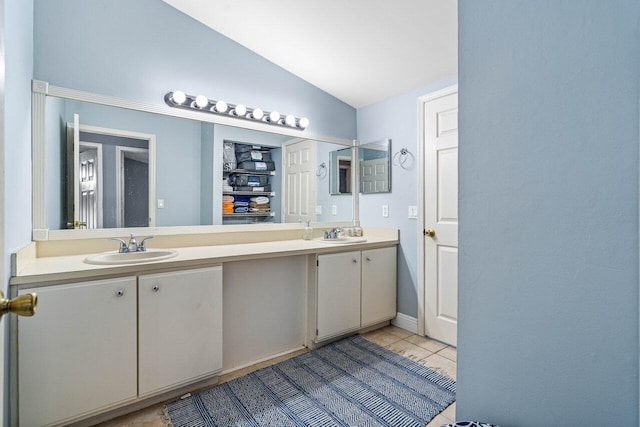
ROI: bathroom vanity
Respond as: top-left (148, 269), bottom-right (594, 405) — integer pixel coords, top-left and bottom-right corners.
top-left (9, 227), bottom-right (398, 426)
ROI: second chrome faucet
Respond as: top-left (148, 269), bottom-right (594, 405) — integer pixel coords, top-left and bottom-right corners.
top-left (110, 234), bottom-right (154, 253)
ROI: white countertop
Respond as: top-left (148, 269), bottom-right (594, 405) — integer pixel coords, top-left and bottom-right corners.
top-left (11, 231), bottom-right (398, 286)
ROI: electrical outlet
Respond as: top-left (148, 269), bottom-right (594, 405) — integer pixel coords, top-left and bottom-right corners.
top-left (316, 205), bottom-right (322, 215)
top-left (332, 205), bottom-right (337, 215)
top-left (157, 199), bottom-right (165, 209)
top-left (382, 205), bottom-right (389, 218)
top-left (408, 205), bottom-right (418, 219)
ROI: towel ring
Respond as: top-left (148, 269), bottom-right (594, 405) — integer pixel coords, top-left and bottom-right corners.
top-left (316, 162), bottom-right (327, 178)
top-left (393, 148), bottom-right (414, 170)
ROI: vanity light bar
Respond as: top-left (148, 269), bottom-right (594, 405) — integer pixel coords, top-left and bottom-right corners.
top-left (164, 91), bottom-right (309, 130)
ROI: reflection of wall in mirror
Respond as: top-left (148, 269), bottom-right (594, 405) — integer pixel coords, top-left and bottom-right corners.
top-left (46, 99), bottom-right (203, 229)
top-left (318, 144), bottom-right (353, 222)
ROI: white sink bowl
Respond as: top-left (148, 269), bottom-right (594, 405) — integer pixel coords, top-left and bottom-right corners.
top-left (84, 249), bottom-right (178, 265)
top-left (314, 237), bottom-right (367, 244)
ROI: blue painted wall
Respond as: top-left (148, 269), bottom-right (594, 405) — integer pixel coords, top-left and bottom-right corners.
top-left (457, 1), bottom-right (639, 425)
top-left (357, 75), bottom-right (457, 317)
top-left (33, 0), bottom-right (356, 140)
top-left (3, 0), bottom-right (33, 422)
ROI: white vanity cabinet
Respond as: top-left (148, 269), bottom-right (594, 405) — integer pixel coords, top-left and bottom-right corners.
top-left (316, 246), bottom-right (397, 342)
top-left (138, 266), bottom-right (222, 396)
top-left (16, 266), bottom-right (223, 426)
top-left (361, 246), bottom-right (397, 327)
top-left (316, 251), bottom-right (362, 340)
top-left (17, 277), bottom-right (138, 427)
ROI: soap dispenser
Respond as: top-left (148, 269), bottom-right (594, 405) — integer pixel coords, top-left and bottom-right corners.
top-left (303, 220), bottom-right (313, 240)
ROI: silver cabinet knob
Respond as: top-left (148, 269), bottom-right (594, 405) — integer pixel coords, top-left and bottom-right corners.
top-left (115, 289), bottom-right (124, 297)
top-left (366, 257), bottom-right (371, 261)
top-left (152, 285), bottom-right (160, 292)
top-left (352, 259), bottom-right (358, 263)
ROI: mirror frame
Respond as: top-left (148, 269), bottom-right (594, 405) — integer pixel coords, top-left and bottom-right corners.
top-left (32, 80), bottom-right (358, 240)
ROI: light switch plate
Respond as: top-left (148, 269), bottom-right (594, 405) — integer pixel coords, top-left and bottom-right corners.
top-left (157, 199), bottom-right (165, 209)
top-left (316, 205), bottom-right (322, 214)
top-left (408, 205), bottom-right (418, 219)
top-left (382, 205), bottom-right (389, 218)
top-left (331, 205), bottom-right (337, 215)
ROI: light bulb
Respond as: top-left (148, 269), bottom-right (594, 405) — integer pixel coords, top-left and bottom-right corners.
top-left (251, 108), bottom-right (264, 120)
top-left (233, 104), bottom-right (247, 117)
top-left (172, 90), bottom-right (186, 105)
top-left (214, 100), bottom-right (228, 113)
top-left (298, 117), bottom-right (309, 129)
top-left (195, 95), bottom-right (208, 109)
top-left (268, 111), bottom-right (281, 123)
top-left (285, 115), bottom-right (296, 126)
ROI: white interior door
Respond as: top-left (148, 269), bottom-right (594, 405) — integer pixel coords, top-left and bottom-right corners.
top-left (282, 139), bottom-right (316, 223)
top-left (424, 88), bottom-right (458, 346)
top-left (360, 158), bottom-right (389, 193)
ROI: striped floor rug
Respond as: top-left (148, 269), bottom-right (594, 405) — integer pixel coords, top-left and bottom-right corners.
top-left (164, 335), bottom-right (456, 427)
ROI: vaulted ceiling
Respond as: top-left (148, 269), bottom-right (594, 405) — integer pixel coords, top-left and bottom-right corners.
top-left (162, 0), bottom-right (457, 108)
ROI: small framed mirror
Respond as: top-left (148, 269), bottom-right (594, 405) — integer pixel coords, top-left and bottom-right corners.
top-left (359, 138), bottom-right (391, 193)
top-left (329, 147), bottom-right (353, 195)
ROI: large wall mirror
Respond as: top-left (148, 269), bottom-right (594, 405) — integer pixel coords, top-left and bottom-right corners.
top-left (35, 83), bottom-right (356, 237)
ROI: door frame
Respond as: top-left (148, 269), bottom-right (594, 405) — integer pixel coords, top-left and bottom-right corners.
top-left (416, 84), bottom-right (458, 337)
top-left (78, 141), bottom-right (104, 228)
top-left (68, 123), bottom-right (156, 229)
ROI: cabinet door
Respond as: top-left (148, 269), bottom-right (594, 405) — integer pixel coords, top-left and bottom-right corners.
top-left (361, 246), bottom-right (397, 327)
top-left (316, 251), bottom-right (361, 340)
top-left (18, 277), bottom-right (137, 427)
top-left (138, 266), bottom-right (222, 396)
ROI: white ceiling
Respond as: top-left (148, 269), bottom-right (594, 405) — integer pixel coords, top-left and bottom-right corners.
top-left (162, 0), bottom-right (457, 109)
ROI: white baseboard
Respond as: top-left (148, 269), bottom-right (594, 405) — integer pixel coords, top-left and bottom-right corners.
top-left (392, 312), bottom-right (418, 334)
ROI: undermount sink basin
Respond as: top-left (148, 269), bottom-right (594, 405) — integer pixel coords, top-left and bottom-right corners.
top-left (84, 249), bottom-right (178, 265)
top-left (314, 237), bottom-right (367, 244)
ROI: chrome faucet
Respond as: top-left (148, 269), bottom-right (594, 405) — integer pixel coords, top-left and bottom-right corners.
top-left (323, 227), bottom-right (343, 239)
top-left (110, 234), bottom-right (154, 253)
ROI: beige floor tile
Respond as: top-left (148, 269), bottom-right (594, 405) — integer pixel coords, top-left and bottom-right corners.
top-left (386, 339), bottom-right (434, 362)
top-left (219, 348), bottom-right (310, 384)
top-left (218, 365), bottom-right (258, 384)
top-left (418, 353), bottom-right (457, 381)
top-left (404, 334), bottom-right (448, 353)
top-left (98, 404), bottom-right (164, 427)
top-left (441, 402), bottom-right (456, 421)
top-left (361, 329), bottom-right (404, 347)
top-left (380, 324), bottom-right (414, 339)
top-left (437, 346), bottom-right (457, 362)
top-left (426, 412), bottom-right (454, 427)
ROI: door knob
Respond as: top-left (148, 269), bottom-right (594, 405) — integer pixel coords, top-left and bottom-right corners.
top-left (0, 291), bottom-right (37, 319)
top-left (424, 229), bottom-right (436, 238)
top-left (66, 220), bottom-right (87, 229)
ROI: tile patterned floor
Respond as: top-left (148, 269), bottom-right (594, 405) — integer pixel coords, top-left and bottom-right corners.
top-left (99, 326), bottom-right (456, 427)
